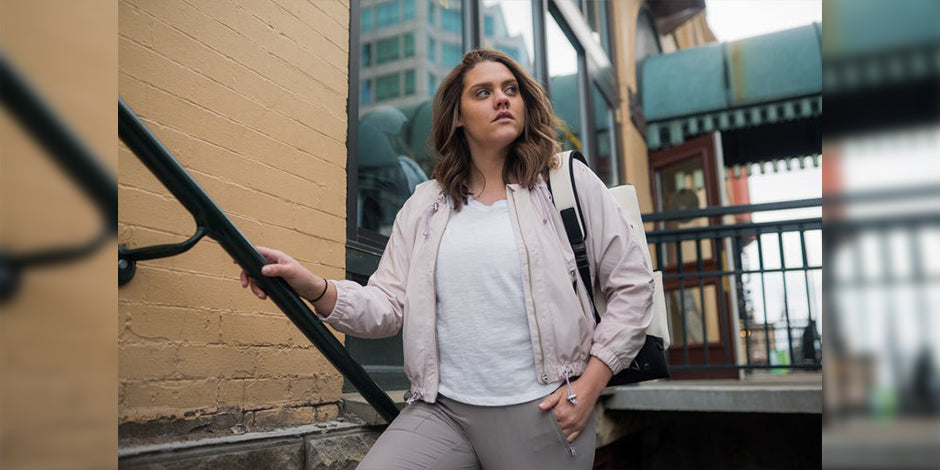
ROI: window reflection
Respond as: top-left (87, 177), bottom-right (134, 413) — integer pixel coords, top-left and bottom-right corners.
top-left (482, 0), bottom-right (534, 74)
top-left (546, 13), bottom-right (583, 152)
top-left (592, 85), bottom-right (618, 186)
top-left (584, 0), bottom-right (611, 55)
top-left (666, 284), bottom-right (721, 345)
top-left (357, 0), bottom-right (465, 235)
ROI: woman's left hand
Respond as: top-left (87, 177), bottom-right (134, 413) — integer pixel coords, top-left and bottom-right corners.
top-left (538, 357), bottom-right (613, 443)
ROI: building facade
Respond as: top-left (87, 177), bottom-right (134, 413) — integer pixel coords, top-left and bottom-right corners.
top-left (117, 0), bottom-right (724, 465)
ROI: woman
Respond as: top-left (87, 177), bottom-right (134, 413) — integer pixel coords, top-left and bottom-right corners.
top-left (241, 49), bottom-right (654, 469)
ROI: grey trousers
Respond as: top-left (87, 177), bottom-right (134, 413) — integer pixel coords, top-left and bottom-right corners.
top-left (357, 394), bottom-right (596, 470)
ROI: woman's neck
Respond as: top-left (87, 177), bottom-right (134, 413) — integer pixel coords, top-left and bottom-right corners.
top-left (468, 148), bottom-right (509, 202)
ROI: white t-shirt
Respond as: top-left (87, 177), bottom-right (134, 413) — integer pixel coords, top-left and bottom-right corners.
top-left (435, 197), bottom-right (561, 406)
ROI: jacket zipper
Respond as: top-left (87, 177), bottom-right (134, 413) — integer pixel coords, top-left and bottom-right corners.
top-left (509, 189), bottom-right (549, 383)
top-left (425, 196), bottom-right (448, 402)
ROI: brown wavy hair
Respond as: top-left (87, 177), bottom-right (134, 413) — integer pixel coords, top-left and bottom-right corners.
top-left (431, 49), bottom-right (561, 210)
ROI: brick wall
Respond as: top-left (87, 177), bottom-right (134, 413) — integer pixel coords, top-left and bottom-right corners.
top-left (118, 0), bottom-right (350, 435)
top-left (1, 2), bottom-right (117, 467)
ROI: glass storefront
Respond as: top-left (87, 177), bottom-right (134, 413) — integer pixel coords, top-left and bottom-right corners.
top-left (348, 0), bottom-right (622, 391)
top-left (352, 0), bottom-right (618, 243)
top-left (546, 11), bottom-right (582, 153)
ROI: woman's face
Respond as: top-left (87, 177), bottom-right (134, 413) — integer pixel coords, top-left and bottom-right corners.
top-left (456, 61), bottom-right (526, 155)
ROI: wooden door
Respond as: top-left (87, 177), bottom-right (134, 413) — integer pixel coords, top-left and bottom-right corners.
top-left (649, 133), bottom-right (737, 379)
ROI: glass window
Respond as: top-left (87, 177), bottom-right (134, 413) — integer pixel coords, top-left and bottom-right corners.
top-left (361, 79), bottom-right (373, 105)
top-left (404, 33), bottom-right (415, 57)
top-left (546, 13), bottom-right (583, 152)
top-left (375, 1), bottom-right (400, 29)
top-left (376, 73), bottom-right (401, 101)
top-left (442, 41), bottom-right (463, 69)
top-left (361, 7), bottom-right (373, 32)
top-left (482, 0), bottom-right (534, 74)
top-left (361, 43), bottom-right (372, 67)
top-left (376, 36), bottom-right (400, 64)
top-left (592, 85), bottom-right (618, 186)
top-left (585, 0), bottom-right (611, 55)
top-left (353, 0), bottom-right (461, 238)
top-left (441, 8), bottom-right (461, 32)
top-left (404, 0), bottom-right (415, 20)
top-left (428, 35), bottom-right (436, 62)
top-left (405, 69), bottom-right (416, 95)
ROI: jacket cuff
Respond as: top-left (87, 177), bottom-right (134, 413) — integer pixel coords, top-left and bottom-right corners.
top-left (591, 343), bottom-right (626, 375)
top-left (322, 279), bottom-right (356, 326)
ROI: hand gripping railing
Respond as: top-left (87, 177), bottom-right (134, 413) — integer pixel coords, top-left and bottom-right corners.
top-left (118, 97), bottom-right (399, 423)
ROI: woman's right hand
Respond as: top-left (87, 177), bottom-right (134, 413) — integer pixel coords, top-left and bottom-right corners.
top-left (239, 246), bottom-right (325, 303)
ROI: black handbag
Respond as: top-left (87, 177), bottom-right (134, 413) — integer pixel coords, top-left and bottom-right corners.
top-left (549, 151), bottom-right (669, 385)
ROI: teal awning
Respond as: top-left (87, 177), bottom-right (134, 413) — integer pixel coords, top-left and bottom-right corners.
top-left (642, 23), bottom-right (822, 150)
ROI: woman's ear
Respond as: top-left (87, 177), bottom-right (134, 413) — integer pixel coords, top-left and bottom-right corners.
top-left (454, 110), bottom-right (463, 128)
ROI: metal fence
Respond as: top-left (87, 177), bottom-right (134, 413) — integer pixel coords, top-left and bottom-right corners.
top-left (644, 198), bottom-right (823, 375)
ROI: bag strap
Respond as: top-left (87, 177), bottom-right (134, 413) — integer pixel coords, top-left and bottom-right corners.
top-left (549, 150), bottom-right (600, 324)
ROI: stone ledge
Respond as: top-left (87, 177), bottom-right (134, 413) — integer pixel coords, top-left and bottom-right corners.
top-left (119, 422), bottom-right (383, 470)
top-left (119, 420), bottom-right (362, 458)
top-left (603, 382), bottom-right (822, 414)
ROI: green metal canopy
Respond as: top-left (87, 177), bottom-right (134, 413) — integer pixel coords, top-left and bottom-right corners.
top-left (642, 23), bottom-right (822, 152)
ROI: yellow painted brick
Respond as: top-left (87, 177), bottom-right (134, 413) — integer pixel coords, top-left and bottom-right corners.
top-left (119, 300), bottom-right (131, 340)
top-left (233, 2), bottom-right (347, 93)
top-left (140, 0), bottom-right (207, 45)
top-left (137, 84), bottom-right (245, 156)
top-left (187, 168), bottom-right (342, 238)
top-left (262, 1), bottom-right (346, 61)
top-left (120, 227), bottom-right (233, 281)
top-left (146, 2), bottom-right (331, 109)
top-left (255, 347), bottom-right (331, 377)
top-left (119, 185), bottom-right (196, 237)
top-left (148, 19), bottom-right (239, 90)
top-left (187, 0), bottom-right (240, 26)
top-left (252, 405), bottom-right (315, 428)
top-left (217, 379), bottom-right (245, 407)
top-left (311, 0), bottom-right (350, 35)
top-left (119, 38), bottom-right (346, 169)
top-left (126, 79), bottom-right (347, 185)
top-left (315, 403), bottom-right (340, 422)
top-left (287, 373), bottom-right (342, 404)
top-left (232, 4), bottom-right (347, 94)
top-left (119, 1), bottom-right (153, 47)
top-left (244, 378), bottom-right (292, 406)
top-left (177, 169), bottom-right (343, 242)
top-left (119, 144), bottom-right (169, 196)
top-left (126, 302), bottom-right (220, 344)
top-left (176, 344), bottom-right (257, 379)
top-left (237, 128), bottom-right (345, 186)
top-left (136, 112), bottom-right (330, 203)
top-left (123, 379), bottom-right (217, 412)
top-left (120, 265), bottom-right (283, 316)
top-left (220, 314), bottom-right (303, 347)
top-left (119, 344), bottom-right (178, 379)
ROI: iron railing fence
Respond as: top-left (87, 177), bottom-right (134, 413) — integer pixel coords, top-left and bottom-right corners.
top-left (643, 198), bottom-right (823, 374)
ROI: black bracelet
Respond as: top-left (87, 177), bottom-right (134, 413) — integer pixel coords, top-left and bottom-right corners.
top-left (310, 279), bottom-right (330, 302)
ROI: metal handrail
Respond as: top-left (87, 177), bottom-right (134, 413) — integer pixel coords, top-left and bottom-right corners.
top-left (0, 51), bottom-right (116, 301)
top-left (118, 97), bottom-right (399, 423)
